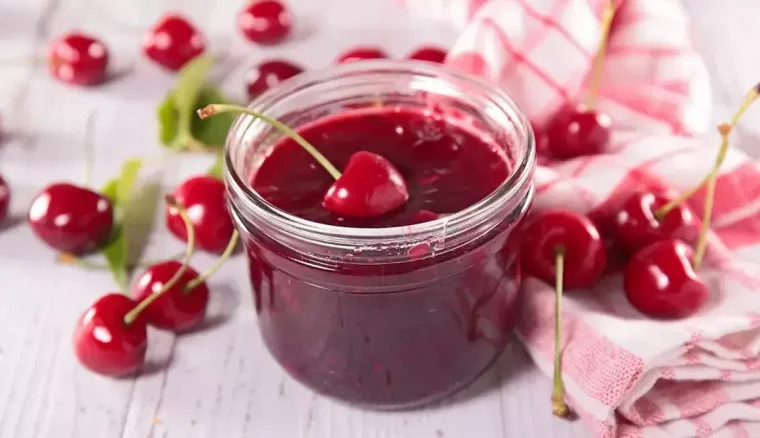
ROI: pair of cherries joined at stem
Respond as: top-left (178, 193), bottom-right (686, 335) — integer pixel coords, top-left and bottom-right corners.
top-left (74, 197), bottom-right (239, 377)
top-left (527, 81), bottom-right (760, 417)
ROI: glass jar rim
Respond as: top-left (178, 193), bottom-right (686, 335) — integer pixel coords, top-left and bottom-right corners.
top-left (224, 60), bottom-right (535, 248)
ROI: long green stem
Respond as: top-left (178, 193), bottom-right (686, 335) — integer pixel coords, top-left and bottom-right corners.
top-left (551, 247), bottom-right (570, 418)
top-left (184, 230), bottom-right (240, 291)
top-left (585, 0), bottom-right (616, 109)
top-left (656, 85), bottom-right (759, 219)
top-left (197, 104), bottom-right (342, 180)
top-left (123, 196), bottom-right (196, 325)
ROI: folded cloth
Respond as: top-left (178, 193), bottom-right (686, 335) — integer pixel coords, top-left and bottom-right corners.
top-left (400, 0), bottom-right (760, 436)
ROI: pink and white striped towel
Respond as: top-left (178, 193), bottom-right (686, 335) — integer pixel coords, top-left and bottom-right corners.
top-left (400, 0), bottom-right (760, 437)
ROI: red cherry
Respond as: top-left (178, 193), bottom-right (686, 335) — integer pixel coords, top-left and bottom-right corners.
top-left (613, 192), bottom-right (697, 254)
top-left (245, 59), bottom-right (303, 99)
top-left (407, 46), bottom-right (447, 63)
top-left (322, 151), bottom-right (409, 218)
top-left (624, 239), bottom-right (709, 319)
top-left (238, 0), bottom-right (293, 45)
top-left (520, 209), bottom-right (607, 288)
top-left (166, 176), bottom-right (234, 253)
top-left (545, 103), bottom-right (611, 159)
top-left (73, 293), bottom-right (147, 377)
top-left (132, 260), bottom-right (209, 332)
top-left (48, 32), bottom-right (109, 86)
top-left (337, 47), bottom-right (389, 64)
top-left (143, 14), bottom-right (206, 71)
top-left (28, 183), bottom-right (114, 254)
top-left (0, 175), bottom-right (10, 224)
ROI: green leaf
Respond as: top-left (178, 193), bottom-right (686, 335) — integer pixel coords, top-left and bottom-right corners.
top-left (99, 159), bottom-right (144, 291)
top-left (156, 55), bottom-right (234, 151)
top-left (207, 151), bottom-right (225, 180)
top-left (157, 92), bottom-right (180, 147)
top-left (192, 87), bottom-right (235, 147)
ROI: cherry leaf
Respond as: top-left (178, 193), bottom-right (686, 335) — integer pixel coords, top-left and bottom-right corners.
top-left (99, 158), bottom-right (143, 291)
top-left (156, 55), bottom-right (236, 151)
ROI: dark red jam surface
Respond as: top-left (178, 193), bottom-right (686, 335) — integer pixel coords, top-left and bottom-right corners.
top-left (252, 107), bottom-right (511, 227)
top-left (244, 107), bottom-right (525, 407)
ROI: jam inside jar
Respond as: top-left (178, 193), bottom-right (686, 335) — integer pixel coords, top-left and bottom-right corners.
top-left (225, 61), bottom-right (536, 409)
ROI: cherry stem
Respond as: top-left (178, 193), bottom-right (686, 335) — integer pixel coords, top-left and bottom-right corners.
top-left (197, 104), bottom-right (342, 180)
top-left (551, 246), bottom-right (571, 418)
top-left (122, 196), bottom-right (196, 326)
top-left (585, 0), bottom-right (616, 109)
top-left (656, 84), bottom-right (760, 221)
top-left (184, 230), bottom-right (239, 292)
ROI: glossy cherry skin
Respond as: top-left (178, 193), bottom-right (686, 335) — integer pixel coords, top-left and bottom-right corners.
top-left (238, 0), bottom-right (293, 45)
top-left (245, 59), bottom-right (303, 99)
top-left (613, 192), bottom-right (697, 254)
top-left (624, 239), bottom-right (708, 319)
top-left (28, 183), bottom-right (114, 254)
top-left (520, 209), bottom-right (607, 289)
top-left (143, 14), bottom-right (206, 71)
top-left (48, 32), bottom-right (109, 86)
top-left (132, 260), bottom-right (209, 332)
top-left (407, 46), bottom-right (447, 63)
top-left (0, 175), bottom-right (10, 224)
top-left (166, 176), bottom-right (234, 254)
top-left (337, 47), bottom-right (389, 63)
top-left (545, 103), bottom-right (612, 159)
top-left (322, 151), bottom-right (409, 218)
top-left (73, 293), bottom-right (147, 377)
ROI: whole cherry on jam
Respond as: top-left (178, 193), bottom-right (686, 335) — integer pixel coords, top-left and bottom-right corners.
top-left (73, 293), bottom-right (147, 377)
top-left (0, 174), bottom-right (10, 224)
top-left (238, 0), bottom-right (293, 45)
top-left (323, 151), bottom-right (409, 218)
top-left (624, 239), bottom-right (708, 318)
top-left (132, 260), bottom-right (209, 332)
top-left (143, 14), bottom-right (206, 71)
top-left (407, 46), bottom-right (447, 64)
top-left (28, 183), bottom-right (114, 254)
top-left (197, 104), bottom-right (411, 219)
top-left (166, 175), bottom-right (234, 254)
top-left (245, 59), bottom-right (303, 99)
top-left (543, 1), bottom-right (615, 160)
top-left (337, 47), bottom-right (389, 63)
top-left (48, 31), bottom-right (109, 86)
top-left (613, 192), bottom-right (697, 254)
top-left (520, 209), bottom-right (607, 418)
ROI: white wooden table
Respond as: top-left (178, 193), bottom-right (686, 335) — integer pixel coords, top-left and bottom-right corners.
top-left (0, 1), bottom-right (757, 437)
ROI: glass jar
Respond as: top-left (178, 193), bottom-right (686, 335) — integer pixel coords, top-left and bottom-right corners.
top-left (224, 60), bottom-right (535, 409)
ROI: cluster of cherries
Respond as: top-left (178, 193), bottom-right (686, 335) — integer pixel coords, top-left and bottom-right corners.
top-left (22, 174), bottom-right (237, 376)
top-left (41, 0), bottom-right (446, 100)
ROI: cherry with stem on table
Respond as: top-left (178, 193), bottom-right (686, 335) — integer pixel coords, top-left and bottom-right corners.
top-left (520, 209), bottom-right (607, 417)
top-left (166, 175), bottom-right (235, 254)
top-left (544, 0), bottom-right (615, 160)
top-left (135, 196), bottom-right (240, 332)
top-left (197, 104), bottom-right (410, 218)
top-left (49, 32), bottom-right (109, 86)
top-left (238, 0), bottom-right (293, 45)
top-left (143, 14), bottom-right (206, 71)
